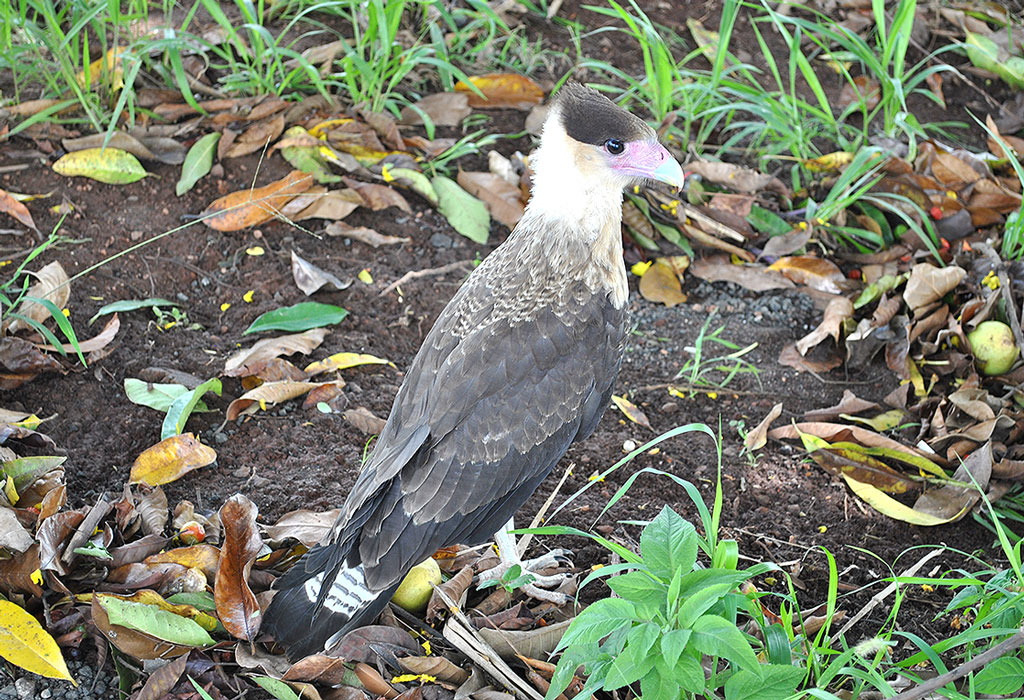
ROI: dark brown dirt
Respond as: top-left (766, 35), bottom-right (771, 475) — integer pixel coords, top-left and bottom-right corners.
top-left (1, 0), bottom-right (1015, 671)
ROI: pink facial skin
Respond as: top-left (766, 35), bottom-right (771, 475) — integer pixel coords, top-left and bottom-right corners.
top-left (609, 140), bottom-right (686, 189)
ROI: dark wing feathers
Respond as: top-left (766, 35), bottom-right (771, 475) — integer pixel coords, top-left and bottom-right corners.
top-left (351, 290), bottom-right (625, 590)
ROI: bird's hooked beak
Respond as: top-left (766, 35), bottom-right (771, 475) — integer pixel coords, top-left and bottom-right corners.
top-left (611, 140), bottom-right (686, 190)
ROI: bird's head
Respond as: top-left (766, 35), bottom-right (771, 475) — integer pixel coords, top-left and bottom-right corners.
top-left (527, 83), bottom-right (685, 227)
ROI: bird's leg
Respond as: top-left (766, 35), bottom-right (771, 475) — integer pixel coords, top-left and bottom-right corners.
top-left (477, 517), bottom-right (573, 604)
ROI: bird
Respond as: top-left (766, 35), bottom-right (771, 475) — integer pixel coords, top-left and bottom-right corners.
top-left (262, 82), bottom-right (686, 659)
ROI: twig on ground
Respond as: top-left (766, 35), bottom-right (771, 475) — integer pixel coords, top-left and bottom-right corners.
top-left (379, 260), bottom-right (474, 297)
top-left (831, 547), bottom-right (943, 644)
top-left (891, 622), bottom-right (1024, 700)
top-left (518, 461), bottom-right (574, 557)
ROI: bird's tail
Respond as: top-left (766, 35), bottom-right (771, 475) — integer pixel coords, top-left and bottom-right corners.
top-left (262, 544), bottom-right (397, 659)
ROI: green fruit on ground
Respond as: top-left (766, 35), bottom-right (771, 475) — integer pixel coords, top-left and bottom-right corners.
top-left (968, 320), bottom-right (1019, 376)
top-left (391, 557), bottom-right (442, 612)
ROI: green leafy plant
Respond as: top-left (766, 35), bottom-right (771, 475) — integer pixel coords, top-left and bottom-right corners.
top-left (244, 301), bottom-right (348, 334)
top-left (676, 311), bottom-right (759, 395)
top-left (0, 232), bottom-right (84, 363)
top-left (478, 563), bottom-right (536, 594)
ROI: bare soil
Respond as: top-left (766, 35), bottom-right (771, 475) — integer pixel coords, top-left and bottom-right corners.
top-left (1, 0), bottom-right (1014, 682)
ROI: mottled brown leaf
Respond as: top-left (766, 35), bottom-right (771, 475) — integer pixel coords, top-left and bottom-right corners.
top-left (201, 170), bottom-right (314, 231)
top-left (0, 188), bottom-right (36, 230)
top-left (225, 329), bottom-right (328, 377)
top-left (264, 508), bottom-right (342, 547)
top-left (129, 434), bottom-right (217, 487)
top-left (343, 406), bottom-right (386, 435)
top-left (215, 494), bottom-right (262, 641)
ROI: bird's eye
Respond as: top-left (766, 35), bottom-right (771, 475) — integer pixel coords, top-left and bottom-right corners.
top-left (605, 138), bottom-right (625, 155)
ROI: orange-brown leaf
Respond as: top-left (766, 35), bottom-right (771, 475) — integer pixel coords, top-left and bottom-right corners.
top-left (0, 189), bottom-right (36, 230)
top-left (214, 494), bottom-right (262, 641)
top-left (768, 256), bottom-right (846, 294)
top-left (455, 74), bottom-right (544, 109)
top-left (201, 170), bottom-right (314, 231)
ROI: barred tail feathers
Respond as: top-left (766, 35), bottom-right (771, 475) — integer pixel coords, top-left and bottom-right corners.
top-left (263, 556), bottom-right (395, 659)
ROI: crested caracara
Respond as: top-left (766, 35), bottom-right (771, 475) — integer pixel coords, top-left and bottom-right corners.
top-left (262, 82), bottom-right (685, 659)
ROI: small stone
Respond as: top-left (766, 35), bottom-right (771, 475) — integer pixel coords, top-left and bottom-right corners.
top-left (660, 401), bottom-right (678, 413)
top-left (622, 439), bottom-right (637, 453)
top-left (40, 689), bottom-right (51, 699)
top-left (429, 233), bottom-right (453, 248)
top-left (176, 292), bottom-right (189, 302)
top-left (14, 678), bottom-right (35, 700)
top-left (232, 466), bottom-right (249, 478)
top-left (215, 432), bottom-right (229, 445)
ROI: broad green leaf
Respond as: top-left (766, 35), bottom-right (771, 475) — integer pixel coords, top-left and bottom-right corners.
top-left (607, 570), bottom-right (665, 616)
top-left (251, 676), bottom-right (301, 700)
top-left (166, 592), bottom-right (217, 611)
top-left (244, 302), bottom-right (348, 335)
top-left (605, 629), bottom-right (656, 690)
top-left (2, 455), bottom-right (66, 491)
top-left (965, 32), bottom-right (1024, 89)
top-left (661, 628), bottom-right (691, 669)
top-left (125, 379), bottom-right (210, 413)
top-left (640, 505), bottom-right (697, 579)
top-left (90, 297), bottom-right (178, 324)
top-left (674, 651), bottom-right (705, 693)
top-left (162, 378), bottom-right (222, 440)
top-left (53, 147), bottom-right (147, 184)
top-left (677, 582), bottom-right (736, 628)
top-left (975, 657), bottom-right (1024, 695)
top-left (746, 206), bottom-right (791, 237)
top-left (557, 598), bottom-right (637, 651)
top-left (0, 600), bottom-right (75, 683)
top-left (725, 665), bottom-right (805, 700)
top-left (390, 167), bottom-right (439, 206)
top-left (690, 615), bottom-right (759, 671)
top-left (177, 132), bottom-right (220, 196)
top-left (432, 175), bottom-right (490, 244)
top-left (97, 595), bottom-right (214, 647)
top-left (641, 669), bottom-right (681, 700)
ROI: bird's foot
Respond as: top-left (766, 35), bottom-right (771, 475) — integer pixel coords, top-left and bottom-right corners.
top-left (477, 548), bottom-right (574, 604)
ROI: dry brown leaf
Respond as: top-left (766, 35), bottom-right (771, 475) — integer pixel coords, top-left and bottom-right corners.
top-left (611, 395), bottom-right (652, 428)
top-left (36, 313), bottom-right (119, 354)
top-left (145, 544), bottom-right (221, 583)
top-left (838, 75), bottom-right (880, 110)
top-left (343, 406), bottom-right (386, 435)
top-left (129, 434), bottom-right (217, 487)
top-left (902, 263), bottom-right (965, 310)
top-left (224, 329), bottom-right (329, 377)
top-left (399, 656), bottom-right (470, 684)
top-left (341, 178), bottom-right (410, 213)
top-left (804, 390), bottom-right (879, 421)
top-left (0, 188), bottom-right (36, 230)
top-left (768, 421), bottom-right (939, 462)
top-left (264, 508), bottom-right (342, 546)
top-left (282, 654), bottom-right (353, 685)
top-left (400, 93), bottom-right (471, 126)
top-left (761, 228), bottom-right (811, 259)
top-left (743, 402), bottom-right (783, 451)
top-left (690, 257), bottom-right (794, 292)
top-left (931, 152), bottom-right (983, 186)
top-left (286, 188), bottom-right (365, 222)
top-left (0, 544), bottom-right (44, 596)
top-left (226, 380), bottom-right (323, 420)
top-left (7, 261), bottom-right (70, 334)
top-left (455, 74), bottom-right (545, 109)
top-left (324, 220), bottom-right (409, 247)
top-left (912, 442), bottom-right (991, 522)
top-left (201, 170), bottom-right (314, 231)
top-left (768, 256), bottom-right (846, 294)
top-left (638, 259), bottom-right (685, 307)
top-left (322, 625), bottom-right (421, 663)
top-left (778, 343), bottom-right (842, 373)
top-left (291, 251), bottom-right (353, 296)
top-left (684, 160), bottom-right (790, 197)
top-left (0, 336), bottom-right (63, 389)
top-left (457, 171), bottom-right (525, 228)
top-left (215, 494), bottom-right (262, 641)
top-left (796, 296), bottom-right (854, 355)
top-left (986, 114), bottom-right (1024, 159)
top-left (426, 564), bottom-right (474, 623)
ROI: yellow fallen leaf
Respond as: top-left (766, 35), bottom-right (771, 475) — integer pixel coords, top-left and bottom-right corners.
top-left (0, 600), bottom-right (75, 684)
top-left (611, 395), bottom-right (651, 429)
top-left (130, 433), bottom-right (217, 486)
top-left (305, 352), bottom-right (391, 377)
top-left (841, 473), bottom-right (959, 526)
top-left (53, 148), bottom-right (147, 184)
top-left (76, 47), bottom-right (125, 89)
top-left (454, 73), bottom-right (544, 109)
top-left (803, 151), bottom-right (854, 172)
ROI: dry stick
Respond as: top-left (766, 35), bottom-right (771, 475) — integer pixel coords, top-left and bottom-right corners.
top-left (830, 548), bottom-right (943, 645)
top-left (890, 623), bottom-right (1024, 700)
top-left (379, 260), bottom-right (474, 297)
top-left (517, 461), bottom-right (575, 558)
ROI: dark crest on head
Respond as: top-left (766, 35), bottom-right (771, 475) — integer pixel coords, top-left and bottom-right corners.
top-left (554, 82), bottom-right (655, 146)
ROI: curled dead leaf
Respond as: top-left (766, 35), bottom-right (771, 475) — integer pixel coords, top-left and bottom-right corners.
top-left (215, 494), bottom-right (263, 641)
